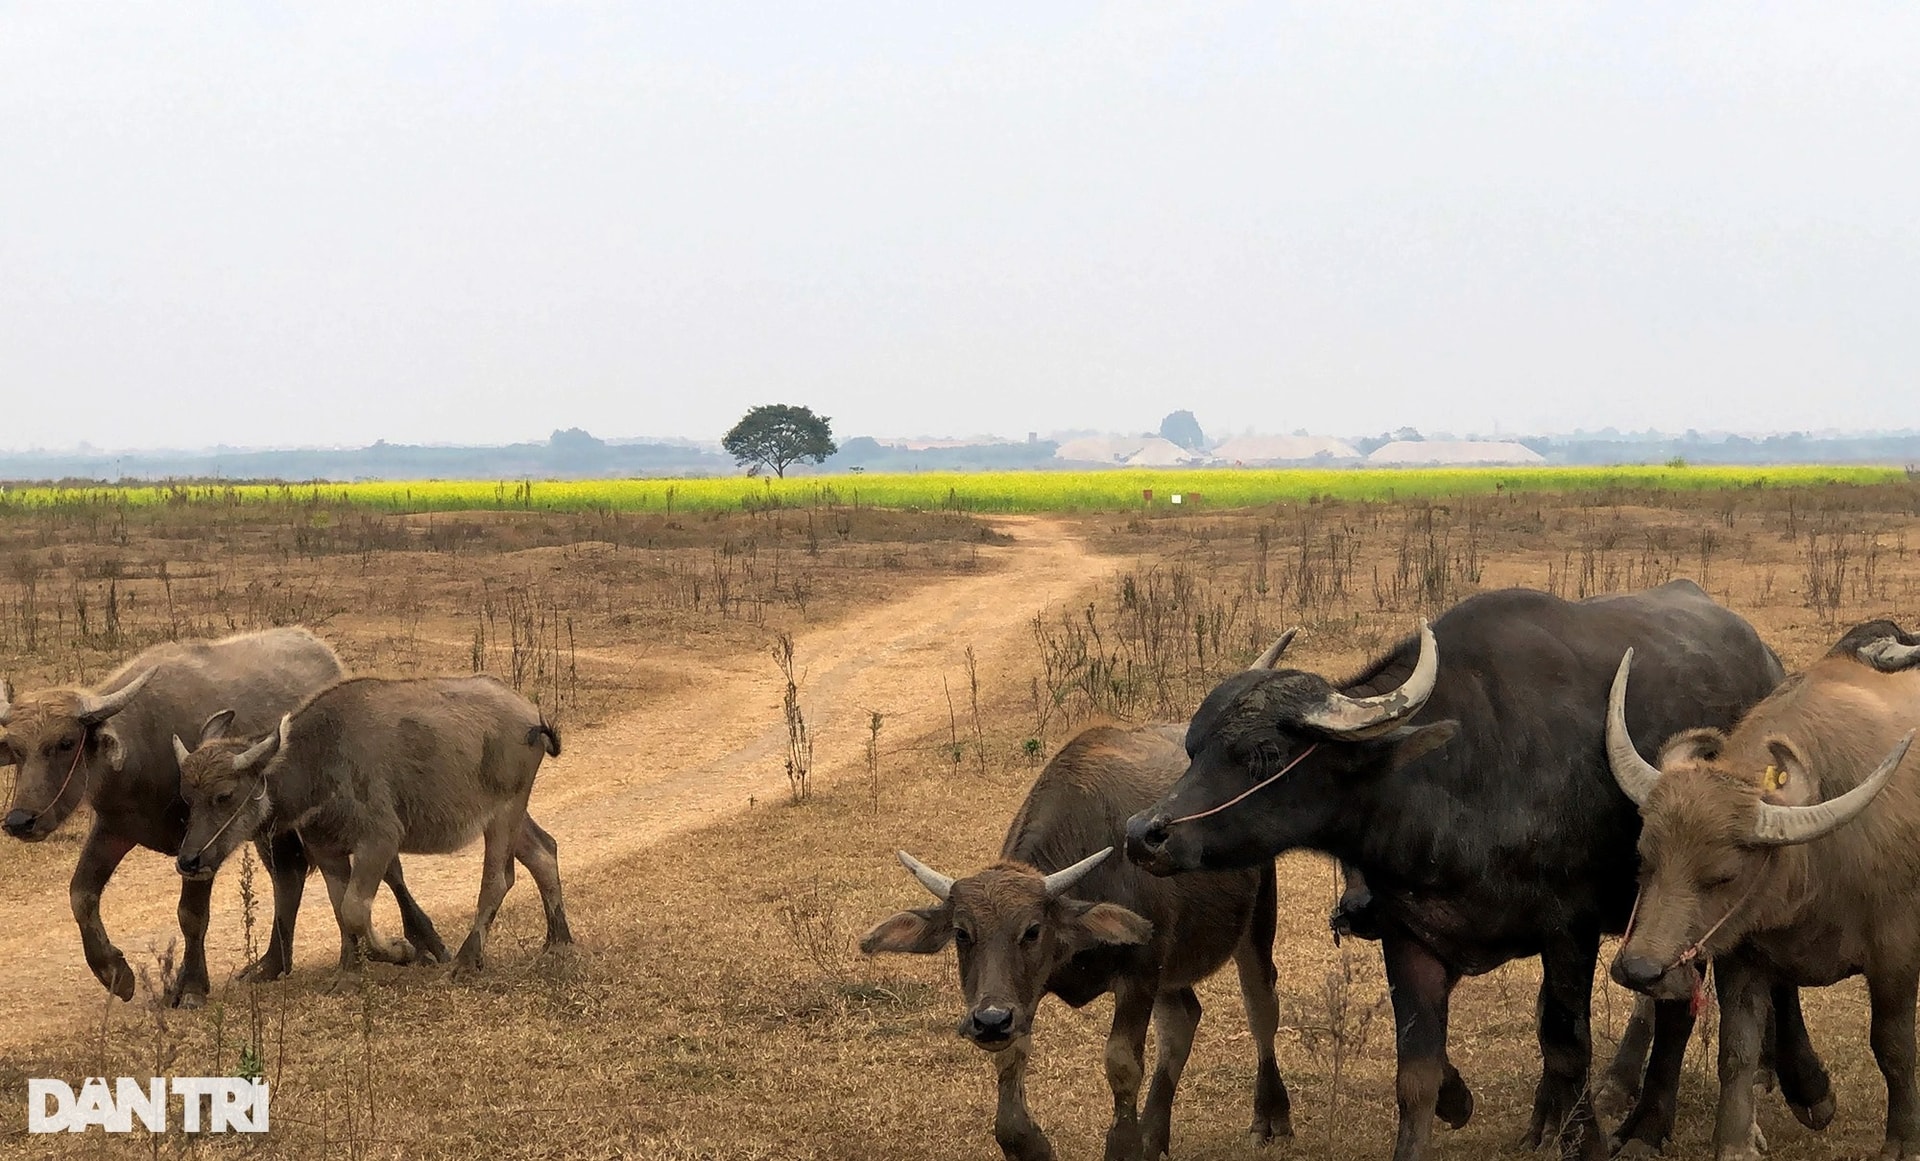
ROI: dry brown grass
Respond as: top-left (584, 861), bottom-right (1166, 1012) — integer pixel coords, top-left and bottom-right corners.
top-left (3, 481), bottom-right (1920, 1159)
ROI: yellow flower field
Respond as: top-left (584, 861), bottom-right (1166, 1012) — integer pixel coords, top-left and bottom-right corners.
top-left (0, 465), bottom-right (1904, 516)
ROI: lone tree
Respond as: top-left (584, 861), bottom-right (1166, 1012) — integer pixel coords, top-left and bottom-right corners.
top-left (722, 404), bottom-right (838, 478)
top-left (1159, 409), bottom-right (1206, 451)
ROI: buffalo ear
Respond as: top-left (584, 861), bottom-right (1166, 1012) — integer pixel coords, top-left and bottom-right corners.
top-left (1659, 728), bottom-right (1727, 768)
top-left (1383, 720), bottom-right (1457, 772)
top-left (199, 710), bottom-right (237, 745)
top-left (99, 726), bottom-right (128, 772)
top-left (1762, 736), bottom-right (1810, 804)
top-left (859, 907), bottom-right (953, 956)
top-left (1062, 900), bottom-right (1154, 950)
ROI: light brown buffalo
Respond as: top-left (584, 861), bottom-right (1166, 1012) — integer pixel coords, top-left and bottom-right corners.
top-left (1606, 646), bottom-right (1920, 1160)
top-left (172, 675), bottom-right (571, 984)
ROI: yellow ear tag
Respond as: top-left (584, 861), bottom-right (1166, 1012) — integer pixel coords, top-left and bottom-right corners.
top-left (1762, 765), bottom-right (1789, 792)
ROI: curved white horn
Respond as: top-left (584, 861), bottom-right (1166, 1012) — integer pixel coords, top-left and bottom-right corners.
top-left (231, 728), bottom-right (281, 773)
top-left (1861, 639), bottom-right (1920, 673)
top-left (895, 850), bottom-right (954, 901)
top-left (1605, 649), bottom-right (1662, 808)
top-left (0, 678), bottom-right (13, 725)
top-left (75, 667), bottom-right (153, 725)
top-left (1751, 732), bottom-right (1914, 847)
top-left (1251, 629), bottom-right (1299, 670)
top-left (1301, 620), bottom-right (1438, 738)
top-left (1042, 846), bottom-right (1113, 897)
top-left (172, 735), bottom-right (192, 768)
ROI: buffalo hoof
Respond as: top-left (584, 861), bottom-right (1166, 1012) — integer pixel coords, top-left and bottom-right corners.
top-left (1102, 1120), bottom-right (1142, 1161)
top-left (365, 937), bottom-right (415, 967)
top-left (1792, 1091), bottom-right (1837, 1132)
top-left (1879, 1137), bottom-right (1920, 1159)
top-left (94, 953), bottom-right (136, 1002)
top-left (171, 989), bottom-right (207, 1011)
top-left (1249, 1110), bottom-right (1293, 1145)
top-left (1611, 1139), bottom-right (1659, 1160)
top-left (166, 974), bottom-right (210, 1009)
top-left (237, 954), bottom-right (290, 983)
top-left (1436, 1075), bottom-right (1474, 1130)
top-left (1593, 1079), bottom-right (1637, 1123)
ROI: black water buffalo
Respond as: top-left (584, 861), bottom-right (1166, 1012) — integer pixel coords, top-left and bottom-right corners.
top-left (1, 630), bottom-right (444, 1006)
top-left (1124, 582), bottom-right (1830, 1161)
top-left (862, 723), bottom-right (1289, 1161)
top-left (1830, 618), bottom-right (1920, 671)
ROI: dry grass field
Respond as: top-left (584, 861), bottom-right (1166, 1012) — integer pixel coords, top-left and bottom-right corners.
top-left (3, 480), bottom-right (1920, 1159)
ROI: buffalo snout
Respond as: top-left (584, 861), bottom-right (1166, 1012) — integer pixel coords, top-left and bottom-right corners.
top-left (1123, 810), bottom-right (1185, 875)
top-left (1610, 950), bottom-right (1694, 1002)
top-left (962, 1005), bottom-right (1018, 1047)
top-left (176, 852), bottom-right (214, 880)
top-left (3, 809), bottom-right (41, 840)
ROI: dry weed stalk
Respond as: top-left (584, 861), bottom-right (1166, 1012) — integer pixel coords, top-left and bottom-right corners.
top-left (773, 633), bottom-right (813, 803)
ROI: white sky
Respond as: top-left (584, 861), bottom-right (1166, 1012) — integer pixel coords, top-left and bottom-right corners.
top-left (2, 3), bottom-right (1915, 451)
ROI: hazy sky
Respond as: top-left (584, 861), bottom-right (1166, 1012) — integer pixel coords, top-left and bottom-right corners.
top-left (3, 3), bottom-right (1916, 451)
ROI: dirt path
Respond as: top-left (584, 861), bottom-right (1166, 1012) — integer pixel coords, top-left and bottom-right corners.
top-left (0, 516), bottom-right (1106, 1052)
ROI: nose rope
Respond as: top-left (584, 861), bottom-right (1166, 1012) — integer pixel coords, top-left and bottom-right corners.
top-left (1165, 744), bottom-right (1319, 827)
top-left (1621, 854), bottom-right (1770, 975)
top-left (183, 787), bottom-right (267, 864)
top-left (13, 738), bottom-right (88, 819)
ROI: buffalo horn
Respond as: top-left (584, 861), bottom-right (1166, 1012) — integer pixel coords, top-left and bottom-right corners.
top-left (231, 727), bottom-right (281, 773)
top-left (1300, 619), bottom-right (1438, 738)
top-left (1605, 649), bottom-right (1662, 808)
top-left (1750, 732), bottom-right (1914, 847)
top-left (1250, 629), bottom-right (1299, 670)
top-left (74, 668), bottom-right (153, 725)
top-left (0, 678), bottom-right (11, 725)
top-left (1042, 846), bottom-right (1112, 897)
top-left (172, 735), bottom-right (192, 768)
top-left (1861, 639), bottom-right (1920, 673)
top-left (895, 850), bottom-right (954, 901)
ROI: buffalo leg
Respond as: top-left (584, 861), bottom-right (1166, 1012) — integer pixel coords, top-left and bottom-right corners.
top-left (1610, 988), bottom-right (1698, 1155)
top-left (1711, 955), bottom-right (1769, 1161)
top-left (243, 832), bottom-right (309, 981)
top-left (312, 849), bottom-right (361, 977)
top-left (1596, 995), bottom-right (1657, 1119)
top-left (1102, 981), bottom-right (1155, 1161)
top-left (1141, 987), bottom-right (1201, 1159)
top-left (991, 1036), bottom-right (1055, 1161)
top-left (1769, 983), bottom-right (1836, 1130)
top-left (455, 800), bottom-right (525, 976)
top-left (340, 839), bottom-right (414, 966)
top-left (70, 821), bottom-right (137, 1001)
top-left (1869, 966), bottom-right (1920, 1158)
top-left (1522, 934), bottom-right (1606, 1160)
top-left (512, 814), bottom-right (572, 949)
top-left (1382, 934), bottom-right (1456, 1161)
top-left (168, 873), bottom-right (215, 1008)
top-left (383, 857), bottom-right (447, 964)
top-left (1233, 890), bottom-right (1293, 1143)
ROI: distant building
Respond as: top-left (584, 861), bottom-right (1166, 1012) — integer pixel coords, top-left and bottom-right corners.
top-left (1054, 435), bottom-right (1211, 466)
top-left (1212, 434), bottom-right (1361, 464)
top-left (1366, 440), bottom-right (1546, 466)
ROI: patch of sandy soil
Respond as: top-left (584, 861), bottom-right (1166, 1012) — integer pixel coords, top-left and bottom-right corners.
top-left (0, 516), bottom-right (1108, 1052)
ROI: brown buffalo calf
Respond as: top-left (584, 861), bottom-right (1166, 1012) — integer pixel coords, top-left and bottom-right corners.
top-left (862, 723), bottom-right (1288, 1161)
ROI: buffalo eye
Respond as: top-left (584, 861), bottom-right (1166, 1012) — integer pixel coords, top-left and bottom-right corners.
top-left (54, 737), bottom-right (77, 753)
top-left (953, 928), bottom-right (973, 948)
top-left (1021, 923), bottom-right (1042, 945)
top-left (214, 790), bottom-right (236, 809)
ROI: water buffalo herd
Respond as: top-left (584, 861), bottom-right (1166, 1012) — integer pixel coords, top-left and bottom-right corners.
top-left (5, 582), bottom-right (1920, 1160)
top-left (865, 582), bottom-right (1920, 1161)
top-left (1, 627), bottom-right (570, 1002)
